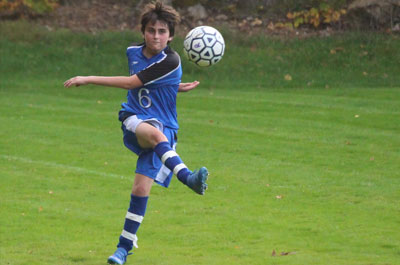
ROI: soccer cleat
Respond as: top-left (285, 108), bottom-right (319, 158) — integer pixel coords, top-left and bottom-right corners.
top-left (107, 247), bottom-right (131, 265)
top-left (187, 167), bottom-right (209, 195)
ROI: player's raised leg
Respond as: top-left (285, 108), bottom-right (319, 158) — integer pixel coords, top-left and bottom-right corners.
top-left (135, 122), bottom-right (208, 195)
top-left (153, 141), bottom-right (208, 195)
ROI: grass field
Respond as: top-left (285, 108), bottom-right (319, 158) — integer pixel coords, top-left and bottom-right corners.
top-left (1, 21), bottom-right (400, 265)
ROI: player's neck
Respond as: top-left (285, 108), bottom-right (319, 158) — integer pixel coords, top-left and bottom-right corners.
top-left (142, 45), bottom-right (165, 59)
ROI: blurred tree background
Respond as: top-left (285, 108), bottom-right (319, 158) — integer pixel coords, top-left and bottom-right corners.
top-left (0, 0), bottom-right (399, 32)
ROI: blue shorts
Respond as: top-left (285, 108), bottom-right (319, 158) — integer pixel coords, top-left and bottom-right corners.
top-left (120, 114), bottom-right (177, 188)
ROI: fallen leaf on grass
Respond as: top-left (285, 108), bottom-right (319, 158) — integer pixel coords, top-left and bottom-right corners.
top-left (272, 249), bottom-right (297, 256)
top-left (275, 195), bottom-right (283, 199)
top-left (284, 74), bottom-right (292, 81)
top-left (280, 251), bottom-right (297, 256)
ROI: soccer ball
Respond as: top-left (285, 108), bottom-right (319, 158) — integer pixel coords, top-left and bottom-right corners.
top-left (183, 26), bottom-right (225, 67)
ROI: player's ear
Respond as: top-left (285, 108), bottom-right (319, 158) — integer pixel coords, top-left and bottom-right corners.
top-left (168, 36), bottom-right (173, 42)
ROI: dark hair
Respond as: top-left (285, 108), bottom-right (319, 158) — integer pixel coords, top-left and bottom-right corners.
top-left (141, 1), bottom-right (181, 37)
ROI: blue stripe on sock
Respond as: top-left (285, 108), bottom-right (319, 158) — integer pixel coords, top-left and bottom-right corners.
top-left (164, 156), bottom-right (182, 170)
top-left (123, 219), bottom-right (140, 233)
top-left (165, 157), bottom-right (190, 184)
top-left (154, 141), bottom-right (171, 159)
top-left (177, 168), bottom-right (190, 184)
top-left (129, 195), bottom-right (148, 216)
top-left (118, 237), bottom-right (132, 252)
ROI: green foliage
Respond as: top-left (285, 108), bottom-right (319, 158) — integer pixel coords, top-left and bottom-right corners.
top-left (273, 0), bottom-right (349, 11)
top-left (173, 0), bottom-right (350, 18)
top-left (0, 0), bottom-right (59, 18)
top-left (286, 4), bottom-right (347, 28)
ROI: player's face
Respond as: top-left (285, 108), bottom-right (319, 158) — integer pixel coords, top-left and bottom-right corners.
top-left (143, 20), bottom-right (173, 57)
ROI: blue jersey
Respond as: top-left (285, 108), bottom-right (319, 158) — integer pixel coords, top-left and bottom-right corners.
top-left (120, 44), bottom-right (182, 129)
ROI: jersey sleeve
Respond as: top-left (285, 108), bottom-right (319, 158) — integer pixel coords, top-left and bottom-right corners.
top-left (136, 50), bottom-right (181, 86)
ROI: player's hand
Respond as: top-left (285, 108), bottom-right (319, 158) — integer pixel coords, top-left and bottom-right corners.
top-left (178, 81), bottom-right (200, 92)
top-left (63, 76), bottom-right (87, 88)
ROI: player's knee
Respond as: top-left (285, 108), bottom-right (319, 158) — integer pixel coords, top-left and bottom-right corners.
top-left (147, 130), bottom-right (167, 147)
top-left (136, 126), bottom-right (166, 148)
top-left (132, 184), bottom-right (149, 197)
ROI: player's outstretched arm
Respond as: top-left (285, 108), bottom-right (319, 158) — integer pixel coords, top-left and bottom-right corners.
top-left (178, 81), bottom-right (200, 92)
top-left (63, 75), bottom-right (143, 90)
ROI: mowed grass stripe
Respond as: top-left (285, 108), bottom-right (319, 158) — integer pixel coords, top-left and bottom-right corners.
top-left (2, 87), bottom-right (399, 115)
top-left (181, 118), bottom-right (400, 161)
top-left (180, 89), bottom-right (400, 114)
top-left (0, 154), bottom-right (127, 179)
top-left (180, 109), bottom-right (399, 128)
top-left (4, 88), bottom-right (399, 138)
top-left (0, 89), bottom-right (125, 110)
top-left (0, 116), bottom-right (119, 141)
top-left (1, 102), bottom-right (397, 144)
top-left (1, 88), bottom-right (398, 173)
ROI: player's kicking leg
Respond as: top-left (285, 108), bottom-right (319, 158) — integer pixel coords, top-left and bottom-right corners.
top-left (154, 141), bottom-right (208, 195)
top-left (135, 121), bottom-right (209, 195)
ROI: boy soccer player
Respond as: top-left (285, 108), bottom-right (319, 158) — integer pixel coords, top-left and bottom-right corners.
top-left (64, 2), bottom-right (209, 264)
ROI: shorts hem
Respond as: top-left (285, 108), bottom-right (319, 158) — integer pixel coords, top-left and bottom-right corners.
top-left (134, 169), bottom-right (170, 188)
